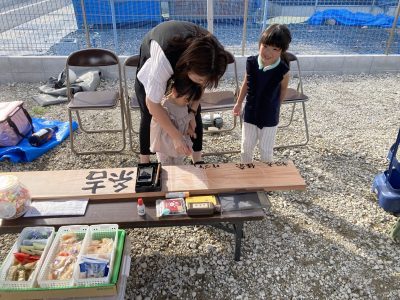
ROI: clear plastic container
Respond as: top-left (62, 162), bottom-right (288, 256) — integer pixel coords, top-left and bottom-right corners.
top-left (0, 175), bottom-right (31, 219)
top-left (0, 227), bottom-right (55, 289)
top-left (74, 224), bottom-right (119, 287)
top-left (37, 225), bottom-right (89, 288)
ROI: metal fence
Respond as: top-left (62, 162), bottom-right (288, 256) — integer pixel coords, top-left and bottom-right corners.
top-left (0, 0), bottom-right (399, 56)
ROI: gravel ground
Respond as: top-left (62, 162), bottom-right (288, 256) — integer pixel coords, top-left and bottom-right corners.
top-left (1, 72), bottom-right (400, 299)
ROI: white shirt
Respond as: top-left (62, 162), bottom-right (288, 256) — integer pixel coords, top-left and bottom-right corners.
top-left (137, 40), bottom-right (174, 104)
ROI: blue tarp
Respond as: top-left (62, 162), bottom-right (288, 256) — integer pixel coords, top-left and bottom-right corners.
top-left (72, 0), bottom-right (162, 28)
top-left (0, 118), bottom-right (78, 163)
top-left (308, 9), bottom-right (400, 28)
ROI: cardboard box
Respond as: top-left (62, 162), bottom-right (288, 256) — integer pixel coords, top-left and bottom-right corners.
top-left (0, 230), bottom-right (130, 300)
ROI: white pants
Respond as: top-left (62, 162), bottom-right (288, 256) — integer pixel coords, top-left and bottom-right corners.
top-left (241, 122), bottom-right (278, 163)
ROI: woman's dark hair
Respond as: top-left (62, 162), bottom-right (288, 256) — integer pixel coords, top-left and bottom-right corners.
top-left (259, 24), bottom-right (292, 65)
top-left (167, 32), bottom-right (229, 89)
top-left (166, 75), bottom-right (203, 102)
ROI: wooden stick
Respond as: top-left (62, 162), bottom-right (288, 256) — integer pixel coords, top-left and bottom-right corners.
top-left (153, 163), bottom-right (161, 187)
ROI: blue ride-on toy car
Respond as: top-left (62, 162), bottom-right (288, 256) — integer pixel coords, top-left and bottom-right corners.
top-left (372, 127), bottom-right (400, 215)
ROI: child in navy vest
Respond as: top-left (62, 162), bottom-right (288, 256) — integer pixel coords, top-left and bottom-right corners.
top-left (233, 24), bottom-right (292, 163)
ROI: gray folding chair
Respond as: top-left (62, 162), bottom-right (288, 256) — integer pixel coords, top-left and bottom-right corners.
top-left (275, 52), bottom-right (310, 149)
top-left (122, 54), bottom-right (140, 154)
top-left (202, 51), bottom-right (240, 156)
top-left (66, 48), bottom-right (126, 155)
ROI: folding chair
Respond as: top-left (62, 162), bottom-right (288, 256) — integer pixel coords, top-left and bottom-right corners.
top-left (122, 54), bottom-right (140, 154)
top-left (201, 51), bottom-right (240, 156)
top-left (66, 48), bottom-right (126, 155)
top-left (275, 52), bottom-right (310, 149)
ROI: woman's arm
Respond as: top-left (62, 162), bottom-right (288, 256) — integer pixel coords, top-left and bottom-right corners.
top-left (280, 73), bottom-right (290, 103)
top-left (188, 100), bottom-right (200, 115)
top-left (139, 41), bottom-right (192, 155)
top-left (147, 98), bottom-right (192, 155)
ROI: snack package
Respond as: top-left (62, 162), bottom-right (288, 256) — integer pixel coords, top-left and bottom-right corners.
top-left (79, 255), bottom-right (109, 279)
top-left (156, 198), bottom-right (187, 217)
top-left (86, 238), bottom-right (114, 260)
top-left (185, 195), bottom-right (218, 206)
top-left (47, 232), bottom-right (83, 280)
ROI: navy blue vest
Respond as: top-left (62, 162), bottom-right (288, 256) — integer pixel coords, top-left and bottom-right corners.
top-left (244, 55), bottom-right (289, 128)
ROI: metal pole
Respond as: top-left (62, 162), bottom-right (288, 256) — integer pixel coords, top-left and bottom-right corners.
top-left (80, 0), bottom-right (91, 48)
top-left (261, 0), bottom-right (269, 32)
top-left (109, 0), bottom-right (119, 53)
top-left (314, 0), bottom-right (319, 12)
top-left (241, 0), bottom-right (249, 56)
top-left (207, 0), bottom-right (214, 34)
top-left (385, 0), bottom-right (400, 55)
top-left (370, 0), bottom-right (376, 13)
top-left (207, 0), bottom-right (214, 122)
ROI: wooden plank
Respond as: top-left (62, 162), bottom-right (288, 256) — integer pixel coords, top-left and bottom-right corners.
top-left (1, 161), bottom-right (305, 200)
top-left (163, 161), bottom-right (306, 193)
top-left (3, 168), bottom-right (138, 200)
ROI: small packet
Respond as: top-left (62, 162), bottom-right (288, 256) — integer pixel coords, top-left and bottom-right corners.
top-left (79, 255), bottom-right (109, 279)
top-left (156, 198), bottom-right (187, 217)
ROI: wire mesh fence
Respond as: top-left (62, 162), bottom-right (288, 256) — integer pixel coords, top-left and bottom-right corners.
top-left (0, 0), bottom-right (398, 56)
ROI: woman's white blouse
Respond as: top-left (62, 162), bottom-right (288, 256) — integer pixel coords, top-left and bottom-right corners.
top-left (137, 40), bottom-right (174, 104)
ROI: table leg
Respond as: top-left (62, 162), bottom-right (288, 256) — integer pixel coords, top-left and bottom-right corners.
top-left (233, 222), bottom-right (244, 261)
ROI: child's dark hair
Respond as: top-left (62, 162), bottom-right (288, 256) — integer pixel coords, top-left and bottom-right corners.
top-left (259, 24), bottom-right (292, 64)
top-left (166, 75), bottom-right (203, 102)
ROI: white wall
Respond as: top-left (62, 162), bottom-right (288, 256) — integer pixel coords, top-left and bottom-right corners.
top-left (0, 54), bottom-right (399, 84)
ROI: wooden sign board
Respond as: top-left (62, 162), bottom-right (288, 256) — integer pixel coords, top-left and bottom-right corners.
top-left (2, 162), bottom-right (305, 200)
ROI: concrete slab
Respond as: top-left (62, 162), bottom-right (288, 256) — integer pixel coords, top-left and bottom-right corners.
top-left (0, 54), bottom-right (399, 84)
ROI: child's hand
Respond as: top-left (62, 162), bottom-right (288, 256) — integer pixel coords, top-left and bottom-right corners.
top-left (172, 136), bottom-right (192, 156)
top-left (233, 103), bottom-right (241, 116)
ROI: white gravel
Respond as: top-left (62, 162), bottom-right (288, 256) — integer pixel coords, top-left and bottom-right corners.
top-left (0, 72), bottom-right (400, 299)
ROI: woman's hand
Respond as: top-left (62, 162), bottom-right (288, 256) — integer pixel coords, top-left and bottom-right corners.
top-left (187, 127), bottom-right (196, 139)
top-left (233, 102), bottom-right (242, 116)
top-left (172, 136), bottom-right (192, 156)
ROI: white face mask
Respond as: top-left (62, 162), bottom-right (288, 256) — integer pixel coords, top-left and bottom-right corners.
top-left (258, 55), bottom-right (281, 72)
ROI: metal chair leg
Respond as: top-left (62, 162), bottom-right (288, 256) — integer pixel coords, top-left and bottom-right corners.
top-left (275, 101), bottom-right (309, 149)
top-left (75, 111), bottom-right (125, 134)
top-left (125, 110), bottom-right (140, 154)
top-left (279, 102), bottom-right (296, 128)
top-left (68, 109), bottom-right (78, 155)
top-left (68, 107), bottom-right (127, 155)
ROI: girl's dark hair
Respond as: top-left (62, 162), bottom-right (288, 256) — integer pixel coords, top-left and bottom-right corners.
top-left (259, 24), bottom-right (292, 65)
top-left (166, 75), bottom-right (203, 102)
top-left (166, 32), bottom-right (229, 89)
